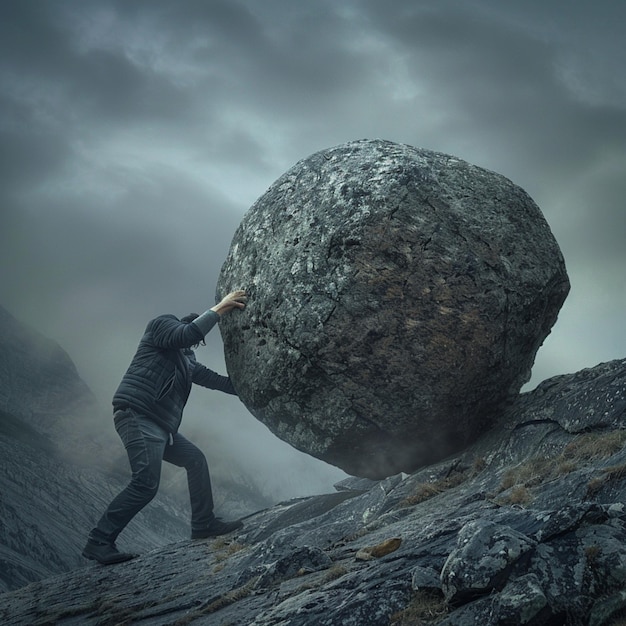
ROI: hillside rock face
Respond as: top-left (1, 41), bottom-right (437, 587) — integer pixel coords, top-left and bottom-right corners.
top-left (217, 139), bottom-right (570, 478)
top-left (2, 358), bottom-right (625, 626)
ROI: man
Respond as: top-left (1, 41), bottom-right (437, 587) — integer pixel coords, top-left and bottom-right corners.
top-left (82, 289), bottom-right (247, 565)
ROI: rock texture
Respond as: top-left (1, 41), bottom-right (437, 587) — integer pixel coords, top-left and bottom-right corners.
top-left (217, 139), bottom-right (570, 478)
top-left (1, 358), bottom-right (626, 626)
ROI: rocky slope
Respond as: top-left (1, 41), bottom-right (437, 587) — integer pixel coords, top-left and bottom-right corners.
top-left (1, 358), bottom-right (625, 625)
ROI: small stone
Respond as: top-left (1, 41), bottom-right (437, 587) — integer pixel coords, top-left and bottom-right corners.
top-left (440, 520), bottom-right (537, 604)
top-left (355, 537), bottom-right (402, 560)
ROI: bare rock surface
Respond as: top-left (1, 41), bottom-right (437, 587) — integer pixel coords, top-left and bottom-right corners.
top-left (217, 139), bottom-right (570, 478)
top-left (2, 358), bottom-right (625, 626)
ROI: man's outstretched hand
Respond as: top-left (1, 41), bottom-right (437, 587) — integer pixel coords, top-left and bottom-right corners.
top-left (211, 290), bottom-right (247, 316)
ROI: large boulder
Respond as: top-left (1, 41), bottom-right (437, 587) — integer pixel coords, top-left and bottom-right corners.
top-left (217, 139), bottom-right (569, 478)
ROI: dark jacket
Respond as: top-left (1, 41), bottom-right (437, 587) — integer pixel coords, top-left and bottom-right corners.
top-left (112, 312), bottom-right (236, 433)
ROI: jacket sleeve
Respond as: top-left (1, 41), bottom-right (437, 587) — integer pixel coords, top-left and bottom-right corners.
top-left (191, 310), bottom-right (220, 337)
top-left (192, 362), bottom-right (238, 395)
top-left (148, 315), bottom-right (205, 349)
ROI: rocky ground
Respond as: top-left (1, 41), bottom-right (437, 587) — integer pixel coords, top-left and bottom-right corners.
top-left (1, 358), bottom-right (626, 625)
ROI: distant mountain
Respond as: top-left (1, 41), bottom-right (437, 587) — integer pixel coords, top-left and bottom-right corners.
top-left (0, 305), bottom-right (97, 453)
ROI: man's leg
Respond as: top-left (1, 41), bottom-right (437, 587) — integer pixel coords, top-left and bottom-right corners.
top-left (164, 433), bottom-right (242, 538)
top-left (84, 410), bottom-right (167, 563)
top-left (163, 433), bottom-right (214, 533)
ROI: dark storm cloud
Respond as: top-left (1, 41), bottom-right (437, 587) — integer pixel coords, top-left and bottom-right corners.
top-left (362, 1), bottom-right (626, 175)
top-left (0, 1), bottom-right (189, 120)
top-left (0, 0), bottom-right (624, 497)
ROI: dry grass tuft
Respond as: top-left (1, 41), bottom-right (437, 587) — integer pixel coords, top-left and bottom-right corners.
top-left (389, 590), bottom-right (449, 625)
top-left (212, 541), bottom-right (247, 572)
top-left (506, 485), bottom-right (532, 505)
top-left (584, 544), bottom-right (601, 567)
top-left (496, 430), bottom-right (626, 506)
top-left (499, 457), bottom-right (557, 492)
top-left (173, 576), bottom-right (260, 625)
top-left (563, 431), bottom-right (626, 462)
top-left (586, 462), bottom-right (626, 498)
top-left (293, 562), bottom-right (351, 595)
top-left (321, 563), bottom-right (349, 583)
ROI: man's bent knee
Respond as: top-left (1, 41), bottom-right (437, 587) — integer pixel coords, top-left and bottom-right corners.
top-left (186, 453), bottom-right (207, 471)
top-left (130, 470), bottom-right (160, 499)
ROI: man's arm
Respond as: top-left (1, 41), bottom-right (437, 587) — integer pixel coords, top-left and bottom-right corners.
top-left (150, 290), bottom-right (247, 347)
top-left (149, 315), bottom-right (205, 349)
top-left (189, 290), bottom-right (246, 394)
top-left (192, 363), bottom-right (237, 395)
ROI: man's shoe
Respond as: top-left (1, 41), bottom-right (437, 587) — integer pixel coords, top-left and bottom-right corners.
top-left (82, 540), bottom-right (137, 565)
top-left (191, 518), bottom-right (243, 539)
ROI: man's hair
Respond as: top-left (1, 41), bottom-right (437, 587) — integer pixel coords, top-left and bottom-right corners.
top-left (180, 313), bottom-right (199, 323)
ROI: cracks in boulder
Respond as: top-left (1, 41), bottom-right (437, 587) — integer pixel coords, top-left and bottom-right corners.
top-left (501, 286), bottom-right (512, 368)
top-left (420, 234), bottom-right (433, 252)
top-left (321, 303), bottom-right (338, 326)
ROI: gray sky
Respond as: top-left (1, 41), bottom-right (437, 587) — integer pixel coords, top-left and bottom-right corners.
top-left (1, 0), bottom-right (625, 500)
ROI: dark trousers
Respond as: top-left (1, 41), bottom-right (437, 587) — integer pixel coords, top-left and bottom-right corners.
top-left (89, 409), bottom-right (214, 544)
